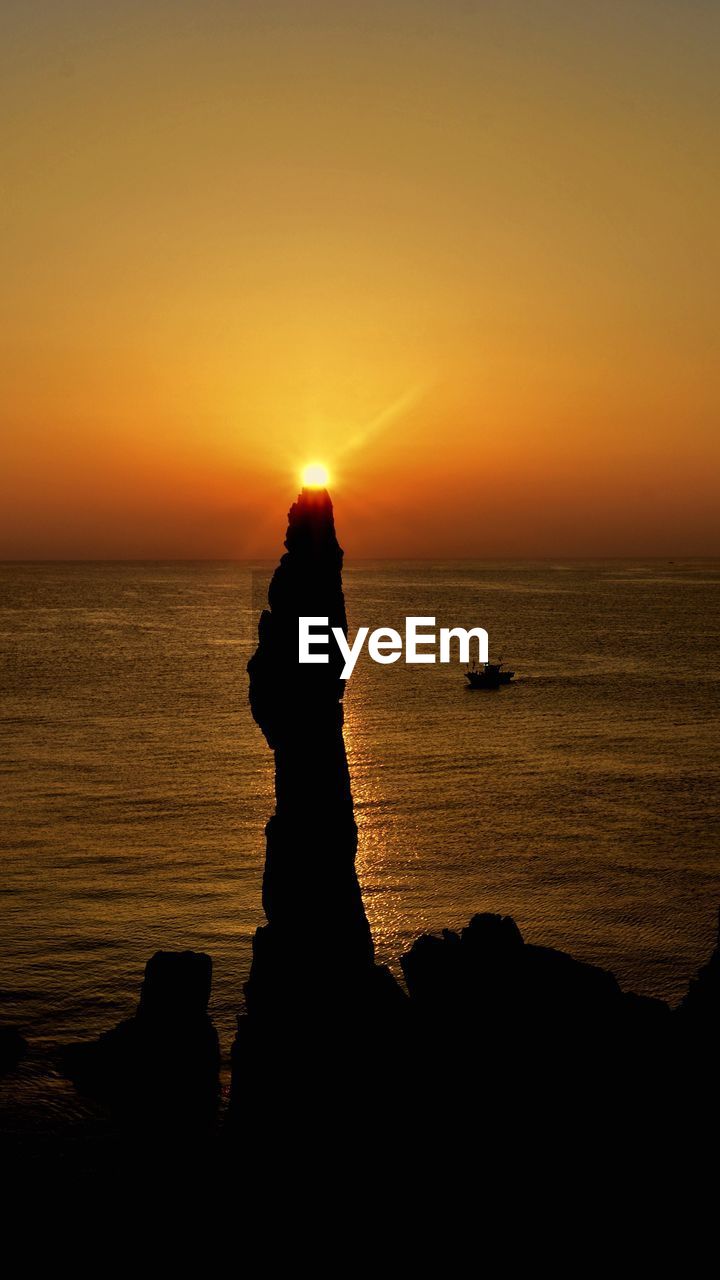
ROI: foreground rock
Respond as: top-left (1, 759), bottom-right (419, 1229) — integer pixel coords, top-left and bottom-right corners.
top-left (395, 909), bottom-right (720, 1164)
top-left (61, 950), bottom-right (219, 1126)
top-left (402, 911), bottom-right (670, 1035)
top-left (41, 905), bottom-right (718, 1173)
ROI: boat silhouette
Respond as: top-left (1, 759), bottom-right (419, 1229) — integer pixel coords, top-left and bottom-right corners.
top-left (465, 657), bottom-right (515, 689)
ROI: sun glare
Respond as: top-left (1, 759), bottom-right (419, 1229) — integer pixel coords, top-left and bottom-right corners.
top-left (301, 462), bottom-right (330, 488)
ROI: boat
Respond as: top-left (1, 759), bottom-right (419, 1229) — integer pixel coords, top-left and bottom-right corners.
top-left (465, 657), bottom-right (515, 689)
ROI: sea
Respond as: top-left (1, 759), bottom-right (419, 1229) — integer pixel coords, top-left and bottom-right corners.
top-left (2, 560), bottom-right (719, 1099)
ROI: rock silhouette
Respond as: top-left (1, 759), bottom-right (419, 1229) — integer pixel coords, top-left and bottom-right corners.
top-left (231, 486), bottom-right (406, 1128)
top-left (61, 950), bottom-right (219, 1126)
top-left (245, 486), bottom-right (374, 1006)
top-left (402, 911), bottom-right (670, 1035)
top-left (242, 488), bottom-right (402, 1016)
top-left (401, 912), bottom-right (674, 1119)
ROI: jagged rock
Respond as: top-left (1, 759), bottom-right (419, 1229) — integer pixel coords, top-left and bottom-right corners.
top-left (401, 911), bottom-right (668, 1042)
top-left (61, 950), bottom-right (219, 1124)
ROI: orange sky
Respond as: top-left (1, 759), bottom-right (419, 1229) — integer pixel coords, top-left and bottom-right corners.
top-left (2, 1), bottom-right (719, 558)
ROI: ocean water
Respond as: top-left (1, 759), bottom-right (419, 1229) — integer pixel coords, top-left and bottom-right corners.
top-left (1, 559), bottom-right (720, 1069)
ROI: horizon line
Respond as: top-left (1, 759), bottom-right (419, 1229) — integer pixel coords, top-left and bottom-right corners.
top-left (2, 555), bottom-right (719, 566)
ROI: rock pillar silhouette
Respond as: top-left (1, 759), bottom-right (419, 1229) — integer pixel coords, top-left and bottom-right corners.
top-left (244, 486), bottom-right (377, 1019)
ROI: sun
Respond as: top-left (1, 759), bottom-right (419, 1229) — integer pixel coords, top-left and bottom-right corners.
top-left (301, 462), bottom-right (330, 488)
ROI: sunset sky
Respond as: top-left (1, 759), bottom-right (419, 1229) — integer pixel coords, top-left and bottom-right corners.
top-left (2, 1), bottom-right (719, 558)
